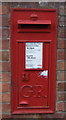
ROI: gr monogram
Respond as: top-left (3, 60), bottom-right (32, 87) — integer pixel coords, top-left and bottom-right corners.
top-left (20, 85), bottom-right (47, 98)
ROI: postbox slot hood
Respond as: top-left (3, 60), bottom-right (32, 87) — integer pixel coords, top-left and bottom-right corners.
top-left (17, 20), bottom-right (51, 25)
top-left (17, 20), bottom-right (51, 33)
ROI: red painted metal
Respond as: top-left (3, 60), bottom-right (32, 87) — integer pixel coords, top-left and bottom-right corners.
top-left (17, 20), bottom-right (51, 24)
top-left (11, 8), bottom-right (58, 114)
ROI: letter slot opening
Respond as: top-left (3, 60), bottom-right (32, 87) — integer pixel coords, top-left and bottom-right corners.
top-left (17, 20), bottom-right (51, 33)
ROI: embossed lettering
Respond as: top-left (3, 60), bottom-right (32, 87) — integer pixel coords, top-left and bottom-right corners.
top-left (21, 85), bottom-right (33, 98)
top-left (20, 85), bottom-right (46, 98)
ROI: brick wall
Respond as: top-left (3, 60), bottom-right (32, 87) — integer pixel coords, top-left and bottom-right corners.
top-left (1, 2), bottom-right (66, 119)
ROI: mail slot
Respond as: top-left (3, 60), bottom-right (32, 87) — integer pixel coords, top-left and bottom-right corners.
top-left (11, 8), bottom-right (58, 114)
top-left (17, 20), bottom-right (51, 32)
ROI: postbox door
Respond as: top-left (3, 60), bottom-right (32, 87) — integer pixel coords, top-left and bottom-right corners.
top-left (17, 41), bottom-right (50, 108)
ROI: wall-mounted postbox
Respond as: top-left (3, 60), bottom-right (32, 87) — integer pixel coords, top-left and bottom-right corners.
top-left (11, 8), bottom-right (57, 114)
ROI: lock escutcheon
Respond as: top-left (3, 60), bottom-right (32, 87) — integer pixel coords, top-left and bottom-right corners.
top-left (22, 73), bottom-right (29, 81)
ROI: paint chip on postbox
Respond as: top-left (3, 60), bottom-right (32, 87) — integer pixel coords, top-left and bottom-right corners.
top-left (40, 70), bottom-right (48, 77)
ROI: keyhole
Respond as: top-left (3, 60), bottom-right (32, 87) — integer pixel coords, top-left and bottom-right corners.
top-left (24, 74), bottom-right (26, 78)
top-left (22, 73), bottom-right (29, 81)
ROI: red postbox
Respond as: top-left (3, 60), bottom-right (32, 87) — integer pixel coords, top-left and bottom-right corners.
top-left (11, 8), bottom-right (57, 114)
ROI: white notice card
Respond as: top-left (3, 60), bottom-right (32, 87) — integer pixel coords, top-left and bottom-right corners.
top-left (26, 42), bottom-right (43, 69)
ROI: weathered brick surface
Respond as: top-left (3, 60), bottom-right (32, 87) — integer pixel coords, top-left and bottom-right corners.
top-left (2, 51), bottom-right (9, 61)
top-left (0, 51), bottom-right (2, 61)
top-left (56, 102), bottom-right (64, 111)
top-left (0, 73), bottom-right (11, 82)
top-left (0, 114), bottom-right (2, 120)
top-left (59, 6), bottom-right (65, 15)
top-left (0, 15), bottom-right (2, 26)
top-left (0, 40), bottom-right (2, 50)
top-left (2, 28), bottom-right (9, 38)
top-left (0, 5), bottom-right (2, 15)
top-left (57, 92), bottom-right (64, 101)
top-left (59, 13), bottom-right (66, 27)
top-left (0, 62), bottom-right (10, 72)
top-left (2, 114), bottom-right (11, 118)
top-left (57, 40), bottom-right (66, 49)
top-left (2, 5), bottom-right (9, 15)
top-left (2, 15), bottom-right (10, 27)
top-left (0, 83), bottom-right (2, 93)
top-left (2, 93), bottom-right (10, 103)
top-left (2, 82), bottom-right (10, 92)
top-left (56, 102), bottom-right (66, 112)
top-left (58, 82), bottom-right (66, 91)
top-left (57, 60), bottom-right (66, 70)
top-left (57, 71), bottom-right (65, 81)
top-left (2, 40), bottom-right (9, 50)
top-left (0, 104), bottom-right (2, 113)
top-left (58, 27), bottom-right (65, 38)
top-left (2, 104), bottom-right (10, 113)
top-left (57, 49), bottom-right (66, 60)
top-left (0, 94), bottom-right (2, 102)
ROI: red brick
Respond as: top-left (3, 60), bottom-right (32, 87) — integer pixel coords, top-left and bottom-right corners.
top-left (64, 40), bottom-right (66, 49)
top-left (58, 27), bottom-right (66, 38)
top-left (58, 38), bottom-right (64, 41)
top-left (58, 82), bottom-right (66, 91)
top-left (64, 83), bottom-right (66, 91)
top-left (59, 6), bottom-right (64, 15)
top-left (0, 62), bottom-right (2, 71)
top-left (11, 114), bottom-right (48, 119)
top-left (0, 51), bottom-right (2, 61)
top-left (56, 102), bottom-right (64, 111)
top-left (0, 15), bottom-right (2, 26)
top-left (59, 21), bottom-right (65, 26)
top-left (0, 73), bottom-right (2, 82)
top-left (58, 15), bottom-right (66, 26)
top-left (59, 15), bottom-right (66, 26)
top-left (2, 113), bottom-right (65, 119)
top-left (0, 83), bottom-right (2, 93)
top-left (2, 93), bottom-right (10, 103)
top-left (2, 82), bottom-right (10, 92)
top-left (2, 114), bottom-right (11, 118)
top-left (2, 5), bottom-right (8, 15)
top-left (0, 5), bottom-right (2, 15)
top-left (2, 40), bottom-right (9, 50)
top-left (57, 40), bottom-right (65, 49)
top-left (2, 62), bottom-right (10, 72)
top-left (0, 94), bottom-right (2, 102)
top-left (0, 28), bottom-right (2, 37)
top-left (57, 92), bottom-right (64, 101)
top-left (0, 40), bottom-right (2, 50)
top-left (59, 16), bottom-right (65, 22)
top-left (57, 71), bottom-right (65, 81)
top-left (0, 104), bottom-right (2, 112)
top-left (2, 51), bottom-right (9, 61)
top-left (0, 73), bottom-right (11, 82)
top-left (47, 113), bottom-right (64, 118)
top-left (2, 104), bottom-right (10, 113)
top-left (47, 2), bottom-right (55, 8)
top-left (2, 28), bottom-right (9, 38)
top-left (57, 61), bottom-right (65, 70)
top-left (65, 6), bottom-right (66, 15)
top-left (0, 114), bottom-right (2, 120)
top-left (0, 62), bottom-right (10, 72)
top-left (2, 15), bottom-right (9, 27)
top-left (57, 49), bottom-right (66, 60)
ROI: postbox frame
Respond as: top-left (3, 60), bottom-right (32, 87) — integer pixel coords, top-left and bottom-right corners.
top-left (11, 8), bottom-right (58, 114)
